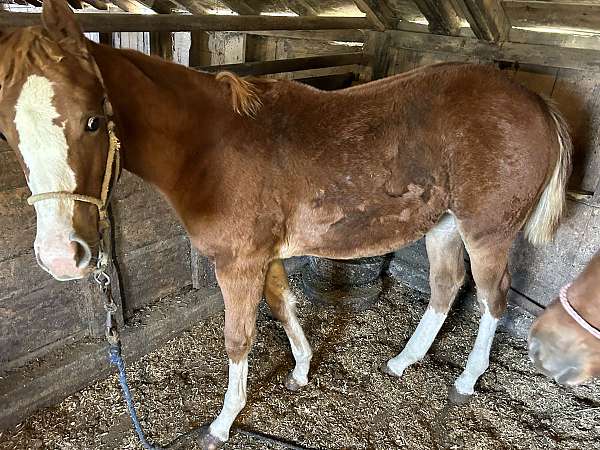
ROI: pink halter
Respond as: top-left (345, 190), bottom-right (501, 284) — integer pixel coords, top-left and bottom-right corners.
top-left (559, 283), bottom-right (600, 341)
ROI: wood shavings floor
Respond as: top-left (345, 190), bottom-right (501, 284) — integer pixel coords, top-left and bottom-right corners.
top-left (1, 276), bottom-right (599, 449)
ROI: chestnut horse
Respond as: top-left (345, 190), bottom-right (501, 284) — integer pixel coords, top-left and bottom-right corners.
top-left (529, 249), bottom-right (600, 385)
top-left (0, 0), bottom-right (572, 447)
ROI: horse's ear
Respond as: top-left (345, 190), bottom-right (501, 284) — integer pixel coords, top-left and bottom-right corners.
top-left (42, 0), bottom-right (88, 54)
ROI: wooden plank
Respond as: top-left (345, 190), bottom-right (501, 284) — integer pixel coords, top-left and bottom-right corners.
top-left (0, 12), bottom-right (374, 32)
top-left (118, 236), bottom-right (192, 318)
top-left (503, 1), bottom-right (600, 33)
top-left (197, 52), bottom-right (368, 76)
top-left (413, 0), bottom-right (462, 36)
top-left (509, 199), bottom-right (600, 306)
top-left (0, 287), bottom-right (223, 429)
top-left (0, 253), bottom-right (87, 367)
top-left (550, 68), bottom-right (600, 193)
top-left (509, 27), bottom-right (600, 51)
top-left (244, 30), bottom-right (366, 42)
top-left (353, 0), bottom-right (395, 31)
top-left (452, 0), bottom-right (511, 41)
top-left (387, 29), bottom-right (600, 73)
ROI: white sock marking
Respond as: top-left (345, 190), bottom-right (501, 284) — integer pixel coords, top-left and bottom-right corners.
top-left (454, 299), bottom-right (499, 395)
top-left (282, 290), bottom-right (312, 386)
top-left (14, 75), bottom-right (75, 263)
top-left (209, 358), bottom-right (248, 442)
top-left (387, 307), bottom-right (448, 377)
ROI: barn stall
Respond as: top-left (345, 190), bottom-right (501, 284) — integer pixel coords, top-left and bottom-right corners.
top-left (0, 0), bottom-right (599, 448)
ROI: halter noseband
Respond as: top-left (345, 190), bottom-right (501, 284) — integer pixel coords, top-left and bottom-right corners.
top-left (559, 283), bottom-right (600, 341)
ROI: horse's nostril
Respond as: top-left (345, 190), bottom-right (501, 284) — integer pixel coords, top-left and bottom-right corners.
top-left (69, 233), bottom-right (92, 269)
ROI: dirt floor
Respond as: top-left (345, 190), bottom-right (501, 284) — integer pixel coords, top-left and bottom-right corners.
top-left (1, 275), bottom-right (599, 450)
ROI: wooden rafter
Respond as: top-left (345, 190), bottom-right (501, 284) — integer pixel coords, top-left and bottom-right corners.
top-left (110, 0), bottom-right (140, 12)
top-left (451, 0), bottom-right (510, 42)
top-left (353, 0), bottom-right (394, 31)
top-left (170, 0), bottom-right (208, 15)
top-left (0, 12), bottom-right (372, 31)
top-left (413, 0), bottom-right (462, 36)
top-left (83, 0), bottom-right (108, 10)
top-left (286, 0), bottom-right (318, 16)
top-left (221, 0), bottom-right (257, 15)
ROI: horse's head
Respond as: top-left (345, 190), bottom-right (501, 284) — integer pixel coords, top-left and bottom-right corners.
top-left (0, 0), bottom-right (116, 281)
top-left (528, 252), bottom-right (600, 385)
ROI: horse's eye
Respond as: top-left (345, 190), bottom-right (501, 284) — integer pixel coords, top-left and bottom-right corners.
top-left (85, 117), bottom-right (100, 132)
top-left (0, 132), bottom-right (6, 141)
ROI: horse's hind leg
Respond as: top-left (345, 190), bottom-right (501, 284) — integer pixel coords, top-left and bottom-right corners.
top-left (386, 214), bottom-right (465, 377)
top-left (264, 259), bottom-right (313, 391)
top-left (451, 237), bottom-right (511, 400)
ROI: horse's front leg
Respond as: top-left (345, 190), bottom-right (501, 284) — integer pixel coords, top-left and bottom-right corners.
top-left (201, 256), bottom-right (267, 449)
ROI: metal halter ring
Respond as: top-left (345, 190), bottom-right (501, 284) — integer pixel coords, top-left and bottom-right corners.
top-left (94, 270), bottom-right (111, 288)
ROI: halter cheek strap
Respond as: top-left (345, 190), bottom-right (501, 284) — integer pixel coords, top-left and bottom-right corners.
top-left (559, 283), bottom-right (600, 341)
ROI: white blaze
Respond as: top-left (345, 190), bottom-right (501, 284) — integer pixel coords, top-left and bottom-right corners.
top-left (15, 75), bottom-right (76, 266)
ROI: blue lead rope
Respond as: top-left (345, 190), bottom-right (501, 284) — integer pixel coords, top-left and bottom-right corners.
top-left (109, 344), bottom-right (163, 450)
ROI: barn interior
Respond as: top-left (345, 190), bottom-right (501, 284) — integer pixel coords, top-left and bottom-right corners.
top-left (0, 1), bottom-right (599, 448)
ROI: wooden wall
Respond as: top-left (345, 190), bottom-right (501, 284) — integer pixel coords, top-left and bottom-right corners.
top-left (385, 45), bottom-right (600, 310)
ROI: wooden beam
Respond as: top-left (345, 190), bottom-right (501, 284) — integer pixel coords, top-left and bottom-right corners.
top-left (353, 0), bottom-right (394, 31)
top-left (387, 29), bottom-right (600, 72)
top-left (0, 12), bottom-right (373, 32)
top-left (244, 30), bottom-right (366, 42)
top-left (286, 0), bottom-right (319, 16)
top-left (452, 0), bottom-right (510, 41)
top-left (197, 52), bottom-right (369, 76)
top-left (222, 0), bottom-right (257, 15)
top-left (413, 0), bottom-right (462, 35)
top-left (503, 1), bottom-right (600, 33)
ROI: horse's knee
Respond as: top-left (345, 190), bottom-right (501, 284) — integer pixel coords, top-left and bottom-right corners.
top-left (225, 333), bottom-right (254, 361)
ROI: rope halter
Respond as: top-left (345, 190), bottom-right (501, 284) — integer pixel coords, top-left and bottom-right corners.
top-left (559, 283), bottom-right (600, 341)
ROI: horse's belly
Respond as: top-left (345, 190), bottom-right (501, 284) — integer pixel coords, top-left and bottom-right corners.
top-left (282, 184), bottom-right (448, 259)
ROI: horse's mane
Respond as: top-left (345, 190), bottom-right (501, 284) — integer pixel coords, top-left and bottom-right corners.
top-left (216, 71), bottom-right (274, 118)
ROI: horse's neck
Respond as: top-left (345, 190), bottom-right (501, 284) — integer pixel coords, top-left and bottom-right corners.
top-left (89, 42), bottom-right (225, 198)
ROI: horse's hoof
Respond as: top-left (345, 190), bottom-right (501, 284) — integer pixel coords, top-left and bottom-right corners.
top-left (197, 425), bottom-right (225, 450)
top-left (382, 362), bottom-right (401, 378)
top-left (448, 385), bottom-right (472, 405)
top-left (284, 372), bottom-right (306, 392)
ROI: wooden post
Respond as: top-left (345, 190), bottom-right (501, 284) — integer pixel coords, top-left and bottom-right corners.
top-left (189, 31), bottom-right (212, 67)
top-left (360, 30), bottom-right (390, 82)
top-left (98, 32), bottom-right (112, 46)
top-left (150, 31), bottom-right (174, 60)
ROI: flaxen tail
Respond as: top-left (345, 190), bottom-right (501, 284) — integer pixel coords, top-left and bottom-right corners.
top-left (524, 97), bottom-right (572, 246)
